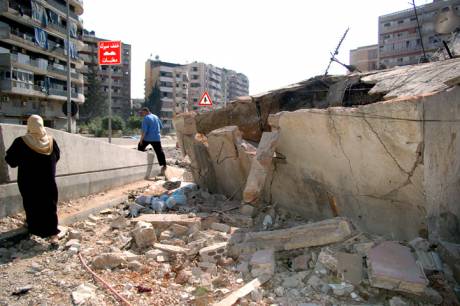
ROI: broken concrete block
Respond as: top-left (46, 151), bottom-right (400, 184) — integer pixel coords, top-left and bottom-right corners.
top-left (240, 205), bottom-right (256, 217)
top-left (236, 261), bottom-right (250, 274)
top-left (134, 213), bottom-right (201, 231)
top-left (169, 223), bottom-right (189, 236)
top-left (389, 296), bottom-right (409, 306)
top-left (110, 216), bottom-right (129, 229)
top-left (221, 213), bottom-right (253, 228)
top-left (131, 221), bottom-right (157, 248)
top-left (436, 240), bottom-right (460, 283)
top-left (68, 229), bottom-right (82, 240)
top-left (292, 254), bottom-right (311, 271)
top-left (328, 282), bottom-right (354, 296)
top-left (367, 241), bottom-right (428, 294)
top-left (210, 222), bottom-right (231, 233)
top-left (307, 275), bottom-right (329, 293)
top-left (243, 131), bottom-right (279, 205)
top-left (353, 242), bottom-right (374, 256)
top-left (230, 218), bottom-right (352, 256)
top-left (159, 230), bottom-right (174, 241)
top-left (250, 249), bottom-right (275, 277)
top-left (145, 249), bottom-right (167, 260)
top-left (337, 252), bottom-right (363, 285)
top-left (281, 272), bottom-right (308, 288)
top-left (128, 260), bottom-right (143, 272)
top-left (318, 247), bottom-right (338, 272)
top-left (199, 242), bottom-right (228, 263)
top-left (153, 243), bottom-right (191, 255)
top-left (186, 238), bottom-right (207, 255)
top-left (92, 253), bottom-right (127, 269)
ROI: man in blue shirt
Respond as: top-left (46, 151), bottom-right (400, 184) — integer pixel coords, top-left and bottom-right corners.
top-left (138, 107), bottom-right (167, 172)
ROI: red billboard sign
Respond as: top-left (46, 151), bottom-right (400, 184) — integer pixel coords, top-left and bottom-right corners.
top-left (98, 41), bottom-right (122, 65)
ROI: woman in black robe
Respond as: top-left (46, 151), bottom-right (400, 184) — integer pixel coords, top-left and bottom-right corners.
top-left (5, 115), bottom-right (60, 242)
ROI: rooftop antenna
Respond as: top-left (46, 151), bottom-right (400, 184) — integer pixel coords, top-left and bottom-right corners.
top-left (324, 28), bottom-right (359, 76)
top-left (410, 0), bottom-right (429, 63)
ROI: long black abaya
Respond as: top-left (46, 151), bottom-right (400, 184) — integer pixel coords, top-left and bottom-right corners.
top-left (5, 137), bottom-right (60, 238)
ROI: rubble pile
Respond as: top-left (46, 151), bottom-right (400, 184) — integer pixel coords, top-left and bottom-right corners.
top-left (1, 171), bottom-right (459, 305)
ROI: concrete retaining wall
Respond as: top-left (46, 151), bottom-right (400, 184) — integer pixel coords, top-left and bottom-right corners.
top-left (0, 124), bottom-right (160, 218)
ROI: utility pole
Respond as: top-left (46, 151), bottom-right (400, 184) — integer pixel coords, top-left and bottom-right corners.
top-left (108, 66), bottom-right (112, 143)
top-left (412, 0), bottom-right (429, 63)
top-left (66, 0), bottom-right (72, 132)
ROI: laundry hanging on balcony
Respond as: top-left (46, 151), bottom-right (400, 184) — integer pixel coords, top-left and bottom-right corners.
top-left (31, 1), bottom-right (48, 26)
top-left (70, 21), bottom-right (77, 38)
top-left (34, 28), bottom-right (48, 49)
top-left (64, 39), bottom-right (78, 60)
top-left (47, 10), bottom-right (59, 25)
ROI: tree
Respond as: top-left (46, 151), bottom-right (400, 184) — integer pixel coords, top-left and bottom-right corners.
top-left (79, 61), bottom-right (108, 122)
top-left (145, 82), bottom-right (162, 116)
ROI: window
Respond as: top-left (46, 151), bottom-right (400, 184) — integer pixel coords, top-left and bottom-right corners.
top-left (398, 20), bottom-right (404, 24)
top-left (190, 83), bottom-right (200, 88)
top-left (384, 22), bottom-right (391, 27)
top-left (192, 67), bottom-right (198, 72)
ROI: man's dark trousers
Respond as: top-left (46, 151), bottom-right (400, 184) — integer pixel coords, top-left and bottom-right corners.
top-left (138, 141), bottom-right (166, 166)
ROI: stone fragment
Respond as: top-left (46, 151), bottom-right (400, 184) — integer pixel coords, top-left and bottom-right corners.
top-left (199, 242), bottom-right (228, 263)
top-left (128, 260), bottom-right (143, 271)
top-left (337, 252), bottom-right (363, 285)
top-left (72, 284), bottom-right (96, 305)
top-left (154, 243), bottom-right (191, 255)
top-left (292, 254), bottom-right (311, 271)
top-left (186, 238), bottom-right (207, 255)
top-left (92, 253), bottom-right (127, 269)
top-left (409, 237), bottom-right (430, 252)
top-left (236, 261), bottom-right (249, 274)
top-left (437, 240), bottom-right (460, 283)
top-left (169, 223), bottom-right (189, 236)
top-left (121, 251), bottom-right (141, 262)
top-left (328, 282), bottom-right (354, 296)
top-left (250, 249), bottom-right (275, 277)
top-left (307, 275), bottom-right (329, 292)
top-left (131, 221), bottom-right (157, 248)
top-left (111, 216), bottom-right (129, 229)
top-left (250, 288), bottom-right (263, 303)
top-left (198, 262), bottom-right (217, 275)
top-left (317, 247), bottom-right (338, 272)
top-left (68, 229), bottom-right (82, 240)
top-left (57, 226), bottom-right (69, 239)
top-left (240, 205), bottom-right (256, 217)
top-left (175, 270), bottom-right (190, 285)
top-left (282, 272), bottom-right (308, 288)
top-left (221, 213), bottom-right (253, 228)
top-left (160, 230), bottom-right (175, 241)
top-left (210, 222), bottom-right (231, 233)
top-left (353, 242), bottom-right (374, 256)
top-left (145, 249), bottom-right (167, 259)
top-left (230, 218), bottom-right (352, 256)
top-left (389, 296), bottom-right (409, 306)
top-left (367, 241), bottom-right (428, 294)
top-left (134, 214), bottom-right (201, 230)
top-left (65, 239), bottom-right (81, 249)
top-left (274, 286), bottom-right (284, 297)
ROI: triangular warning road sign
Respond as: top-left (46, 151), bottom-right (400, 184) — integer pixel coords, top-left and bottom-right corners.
top-left (198, 91), bottom-right (213, 106)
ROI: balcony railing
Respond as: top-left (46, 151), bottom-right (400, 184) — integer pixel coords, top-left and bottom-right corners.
top-left (9, 53), bottom-right (80, 79)
top-left (48, 87), bottom-right (78, 98)
top-left (43, 0), bottom-right (79, 20)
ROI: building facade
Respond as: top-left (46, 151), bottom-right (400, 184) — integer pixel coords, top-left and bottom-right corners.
top-left (0, 0), bottom-right (85, 131)
top-left (80, 30), bottom-right (131, 120)
top-left (145, 59), bottom-right (249, 133)
top-left (349, 44), bottom-right (379, 72)
top-left (378, 0), bottom-right (460, 68)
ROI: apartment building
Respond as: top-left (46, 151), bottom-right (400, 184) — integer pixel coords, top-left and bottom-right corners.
top-left (80, 30), bottom-right (131, 119)
top-left (349, 44), bottom-right (379, 72)
top-left (145, 59), bottom-right (249, 132)
top-left (0, 0), bottom-right (85, 131)
top-left (378, 0), bottom-right (460, 68)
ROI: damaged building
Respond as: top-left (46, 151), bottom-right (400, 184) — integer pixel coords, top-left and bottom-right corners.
top-left (174, 57), bottom-right (460, 242)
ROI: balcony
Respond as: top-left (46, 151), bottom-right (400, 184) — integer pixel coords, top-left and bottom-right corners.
top-left (0, 53), bottom-right (82, 82)
top-left (48, 87), bottom-right (77, 98)
top-left (41, 0), bottom-right (79, 20)
top-left (0, 79), bottom-right (46, 97)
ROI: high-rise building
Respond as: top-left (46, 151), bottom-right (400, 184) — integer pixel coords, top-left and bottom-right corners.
top-left (145, 59), bottom-right (249, 133)
top-left (349, 44), bottom-right (379, 72)
top-left (0, 0), bottom-right (85, 130)
top-left (378, 0), bottom-right (460, 69)
top-left (80, 30), bottom-right (131, 119)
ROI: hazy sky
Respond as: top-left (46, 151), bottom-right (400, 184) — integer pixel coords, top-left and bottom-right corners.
top-left (82, 0), bottom-right (432, 99)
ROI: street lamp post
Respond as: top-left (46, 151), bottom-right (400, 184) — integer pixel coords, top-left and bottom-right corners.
top-left (66, 0), bottom-right (72, 133)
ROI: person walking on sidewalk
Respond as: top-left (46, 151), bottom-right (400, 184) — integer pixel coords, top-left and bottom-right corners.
top-left (4, 115), bottom-right (61, 245)
top-left (138, 107), bottom-right (167, 173)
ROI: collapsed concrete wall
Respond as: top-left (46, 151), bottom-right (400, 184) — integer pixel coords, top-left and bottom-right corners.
top-left (0, 124), bottom-right (160, 218)
top-left (174, 59), bottom-right (460, 241)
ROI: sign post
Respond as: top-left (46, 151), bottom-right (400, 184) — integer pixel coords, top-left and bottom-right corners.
top-left (98, 40), bottom-right (122, 143)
